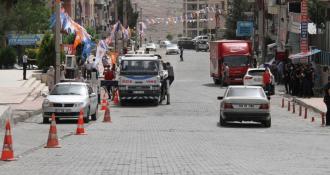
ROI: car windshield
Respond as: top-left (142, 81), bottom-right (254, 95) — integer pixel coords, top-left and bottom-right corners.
top-left (121, 60), bottom-right (159, 75)
top-left (224, 56), bottom-right (249, 67)
top-left (50, 84), bottom-right (87, 96)
top-left (248, 70), bottom-right (265, 76)
top-left (167, 44), bottom-right (177, 48)
top-left (227, 87), bottom-right (265, 98)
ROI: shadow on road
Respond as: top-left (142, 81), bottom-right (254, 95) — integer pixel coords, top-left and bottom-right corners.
top-left (217, 122), bottom-right (266, 128)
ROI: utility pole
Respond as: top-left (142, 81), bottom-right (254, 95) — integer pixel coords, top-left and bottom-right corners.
top-left (140, 7), bottom-right (143, 47)
top-left (55, 0), bottom-right (61, 84)
top-left (123, 0), bottom-right (127, 49)
top-left (257, 0), bottom-right (265, 64)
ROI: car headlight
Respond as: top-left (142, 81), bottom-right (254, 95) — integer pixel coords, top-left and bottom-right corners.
top-left (74, 102), bottom-right (84, 107)
top-left (42, 99), bottom-right (52, 107)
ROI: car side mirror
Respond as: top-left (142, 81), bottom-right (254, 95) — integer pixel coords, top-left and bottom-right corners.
top-left (41, 91), bottom-right (48, 97)
top-left (217, 96), bottom-right (223, 100)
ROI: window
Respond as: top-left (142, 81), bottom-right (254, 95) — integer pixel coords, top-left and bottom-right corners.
top-left (223, 56), bottom-right (249, 67)
top-left (227, 88), bottom-right (265, 98)
top-left (50, 84), bottom-right (88, 96)
top-left (248, 70), bottom-right (265, 76)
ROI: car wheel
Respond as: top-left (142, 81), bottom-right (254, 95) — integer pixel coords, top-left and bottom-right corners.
top-left (43, 117), bottom-right (49, 124)
top-left (91, 105), bottom-right (98, 121)
top-left (263, 119), bottom-right (271, 128)
top-left (219, 115), bottom-right (226, 126)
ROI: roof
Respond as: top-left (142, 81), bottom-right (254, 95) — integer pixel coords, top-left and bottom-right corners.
top-left (56, 82), bottom-right (87, 86)
top-left (121, 54), bottom-right (159, 60)
top-left (247, 68), bottom-right (266, 71)
top-left (228, 85), bottom-right (263, 89)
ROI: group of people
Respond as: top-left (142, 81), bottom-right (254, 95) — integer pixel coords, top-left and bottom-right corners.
top-left (270, 61), bottom-right (315, 98)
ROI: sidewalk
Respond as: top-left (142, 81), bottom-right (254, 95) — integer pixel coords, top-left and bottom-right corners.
top-left (0, 69), bottom-right (47, 128)
top-left (276, 85), bottom-right (326, 114)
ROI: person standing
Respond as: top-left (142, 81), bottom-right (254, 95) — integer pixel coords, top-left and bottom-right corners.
top-left (180, 47), bottom-right (184, 61)
top-left (222, 63), bottom-right (229, 87)
top-left (22, 54), bottom-right (28, 80)
top-left (323, 82), bottom-right (330, 126)
top-left (262, 68), bottom-right (271, 96)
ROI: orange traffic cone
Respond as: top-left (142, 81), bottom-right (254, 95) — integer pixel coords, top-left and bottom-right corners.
top-left (1, 119), bottom-right (16, 161)
top-left (101, 99), bottom-right (108, 111)
top-left (45, 114), bottom-right (61, 148)
top-left (103, 107), bottom-right (112, 123)
top-left (76, 109), bottom-right (86, 135)
top-left (114, 90), bottom-right (119, 105)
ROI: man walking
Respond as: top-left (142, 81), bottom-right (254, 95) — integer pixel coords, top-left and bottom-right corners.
top-left (180, 47), bottom-right (184, 62)
top-left (22, 54), bottom-right (28, 80)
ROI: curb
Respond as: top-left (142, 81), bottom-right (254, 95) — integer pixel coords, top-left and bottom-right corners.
top-left (292, 97), bottom-right (325, 114)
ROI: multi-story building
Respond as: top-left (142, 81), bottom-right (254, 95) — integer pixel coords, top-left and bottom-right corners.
top-left (183, 0), bottom-right (227, 38)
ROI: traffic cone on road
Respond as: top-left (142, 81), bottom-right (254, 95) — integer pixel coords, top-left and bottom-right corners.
top-left (76, 109), bottom-right (86, 135)
top-left (103, 107), bottom-right (112, 123)
top-left (101, 99), bottom-right (108, 111)
top-left (114, 90), bottom-right (119, 105)
top-left (1, 119), bottom-right (15, 161)
top-left (44, 114), bottom-right (61, 148)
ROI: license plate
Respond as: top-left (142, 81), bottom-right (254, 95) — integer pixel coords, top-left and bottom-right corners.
top-left (133, 91), bottom-right (144, 94)
top-left (238, 104), bottom-right (255, 108)
top-left (55, 109), bottom-right (71, 113)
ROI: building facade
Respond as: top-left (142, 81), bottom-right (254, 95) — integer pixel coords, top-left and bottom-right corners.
top-left (183, 0), bottom-right (227, 38)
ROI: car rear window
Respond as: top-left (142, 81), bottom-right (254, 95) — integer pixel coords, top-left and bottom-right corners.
top-left (227, 88), bottom-right (265, 98)
top-left (248, 70), bottom-right (265, 76)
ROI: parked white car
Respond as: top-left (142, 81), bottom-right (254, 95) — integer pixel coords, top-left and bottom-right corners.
top-left (146, 43), bottom-right (157, 51)
top-left (160, 40), bottom-right (171, 48)
top-left (243, 68), bottom-right (275, 95)
top-left (165, 44), bottom-right (180, 55)
top-left (42, 82), bottom-right (98, 123)
top-left (217, 86), bottom-right (271, 127)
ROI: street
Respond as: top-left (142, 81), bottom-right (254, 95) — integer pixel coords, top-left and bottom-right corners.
top-left (0, 50), bottom-right (330, 175)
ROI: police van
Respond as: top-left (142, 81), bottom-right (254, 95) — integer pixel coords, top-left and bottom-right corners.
top-left (117, 54), bottom-right (166, 105)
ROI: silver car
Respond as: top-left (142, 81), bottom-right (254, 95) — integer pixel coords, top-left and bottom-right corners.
top-left (166, 44), bottom-right (180, 55)
top-left (42, 82), bottom-right (98, 123)
top-left (217, 86), bottom-right (271, 127)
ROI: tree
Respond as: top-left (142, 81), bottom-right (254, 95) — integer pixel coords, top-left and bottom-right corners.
top-left (117, 0), bottom-right (139, 28)
top-left (224, 0), bottom-right (250, 39)
top-left (37, 33), bottom-right (55, 71)
top-left (308, 0), bottom-right (327, 31)
top-left (166, 34), bottom-right (173, 41)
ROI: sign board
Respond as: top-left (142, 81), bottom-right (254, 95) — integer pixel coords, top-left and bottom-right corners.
top-left (7, 34), bottom-right (44, 46)
top-left (236, 21), bottom-right (253, 37)
top-left (62, 44), bottom-right (76, 55)
top-left (300, 0), bottom-right (308, 53)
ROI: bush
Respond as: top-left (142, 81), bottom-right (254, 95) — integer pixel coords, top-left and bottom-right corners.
top-left (37, 33), bottom-right (55, 71)
top-left (0, 47), bottom-right (17, 68)
top-left (26, 48), bottom-right (38, 60)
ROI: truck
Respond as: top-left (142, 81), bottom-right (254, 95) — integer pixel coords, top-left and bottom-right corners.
top-left (210, 40), bottom-right (253, 85)
top-left (117, 54), bottom-right (165, 105)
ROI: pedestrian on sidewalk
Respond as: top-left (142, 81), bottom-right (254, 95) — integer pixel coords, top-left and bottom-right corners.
top-left (22, 53), bottom-right (28, 80)
top-left (324, 82), bottom-right (330, 126)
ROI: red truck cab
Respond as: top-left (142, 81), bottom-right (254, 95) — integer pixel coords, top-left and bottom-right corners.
top-left (210, 40), bottom-right (253, 85)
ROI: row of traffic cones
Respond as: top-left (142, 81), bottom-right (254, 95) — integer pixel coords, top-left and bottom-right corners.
top-left (1, 96), bottom-right (113, 161)
top-left (281, 97), bottom-right (326, 127)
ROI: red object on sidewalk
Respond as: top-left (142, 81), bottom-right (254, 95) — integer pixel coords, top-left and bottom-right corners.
top-left (1, 119), bottom-right (15, 161)
top-left (103, 107), bottom-right (112, 123)
top-left (292, 102), bottom-right (295, 114)
top-left (288, 101), bottom-right (291, 111)
top-left (76, 109), bottom-right (87, 135)
top-left (299, 105), bottom-right (302, 116)
top-left (45, 114), bottom-right (61, 148)
top-left (304, 107), bottom-right (308, 119)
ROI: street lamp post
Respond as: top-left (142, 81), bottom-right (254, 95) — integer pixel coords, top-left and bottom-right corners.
top-left (55, 0), bottom-right (61, 84)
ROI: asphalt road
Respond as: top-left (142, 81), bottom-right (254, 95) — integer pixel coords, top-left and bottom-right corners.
top-left (0, 49), bottom-right (330, 175)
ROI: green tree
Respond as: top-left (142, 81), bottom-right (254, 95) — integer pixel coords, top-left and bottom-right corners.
top-left (224, 0), bottom-right (250, 39)
top-left (166, 34), bottom-right (173, 41)
top-left (117, 0), bottom-right (139, 28)
top-left (0, 47), bottom-right (17, 68)
top-left (37, 33), bottom-right (55, 71)
top-left (309, 0), bottom-right (327, 31)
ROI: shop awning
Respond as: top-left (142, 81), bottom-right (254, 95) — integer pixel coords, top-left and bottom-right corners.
top-left (289, 49), bottom-right (321, 59)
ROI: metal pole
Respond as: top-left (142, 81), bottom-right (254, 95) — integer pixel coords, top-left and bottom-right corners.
top-left (123, 0), bottom-right (127, 49)
top-left (55, 0), bottom-right (61, 84)
top-left (140, 7), bottom-right (143, 47)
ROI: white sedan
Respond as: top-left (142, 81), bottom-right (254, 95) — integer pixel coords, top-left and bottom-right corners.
top-left (42, 82), bottom-right (98, 123)
top-left (243, 68), bottom-right (275, 95)
top-left (146, 43), bottom-right (157, 51)
top-left (217, 86), bottom-right (271, 127)
top-left (165, 44), bottom-right (180, 55)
